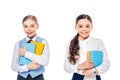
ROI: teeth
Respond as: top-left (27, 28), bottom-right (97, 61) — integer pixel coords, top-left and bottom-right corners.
top-left (81, 32), bottom-right (87, 34)
top-left (28, 32), bottom-right (32, 34)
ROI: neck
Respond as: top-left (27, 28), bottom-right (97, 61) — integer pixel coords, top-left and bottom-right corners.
top-left (79, 35), bottom-right (89, 41)
top-left (28, 34), bottom-right (37, 39)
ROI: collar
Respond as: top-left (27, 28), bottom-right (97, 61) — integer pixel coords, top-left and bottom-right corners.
top-left (79, 36), bottom-right (91, 43)
top-left (26, 35), bottom-right (38, 42)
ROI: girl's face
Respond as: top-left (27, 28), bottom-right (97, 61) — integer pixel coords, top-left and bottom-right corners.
top-left (75, 19), bottom-right (92, 40)
top-left (23, 19), bottom-right (38, 38)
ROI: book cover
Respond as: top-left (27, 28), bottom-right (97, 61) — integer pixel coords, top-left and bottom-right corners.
top-left (19, 43), bottom-right (35, 65)
top-left (87, 51), bottom-right (103, 67)
top-left (31, 41), bottom-right (45, 56)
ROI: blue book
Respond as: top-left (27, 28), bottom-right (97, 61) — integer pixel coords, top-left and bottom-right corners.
top-left (19, 43), bottom-right (35, 65)
top-left (87, 51), bottom-right (103, 67)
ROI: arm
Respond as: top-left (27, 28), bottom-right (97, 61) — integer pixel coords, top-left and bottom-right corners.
top-left (25, 39), bottom-right (50, 66)
top-left (64, 43), bottom-right (78, 73)
top-left (83, 39), bottom-right (111, 76)
top-left (96, 50), bottom-right (110, 75)
top-left (96, 39), bottom-right (110, 75)
top-left (82, 40), bottom-right (110, 76)
top-left (11, 42), bottom-right (28, 72)
top-left (64, 43), bottom-right (94, 73)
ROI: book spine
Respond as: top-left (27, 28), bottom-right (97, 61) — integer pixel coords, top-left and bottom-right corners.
top-left (87, 51), bottom-right (90, 61)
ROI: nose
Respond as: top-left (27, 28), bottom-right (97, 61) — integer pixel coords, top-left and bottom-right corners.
top-left (27, 26), bottom-right (32, 31)
top-left (82, 27), bottom-right (86, 31)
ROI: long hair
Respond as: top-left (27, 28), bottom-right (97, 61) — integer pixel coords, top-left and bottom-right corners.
top-left (68, 14), bottom-right (92, 64)
top-left (68, 33), bottom-right (80, 64)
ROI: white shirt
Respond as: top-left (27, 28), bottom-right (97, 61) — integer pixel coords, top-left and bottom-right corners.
top-left (64, 37), bottom-right (110, 80)
top-left (11, 36), bottom-right (50, 72)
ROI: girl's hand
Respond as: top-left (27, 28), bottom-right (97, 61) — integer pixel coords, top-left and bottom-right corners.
top-left (77, 61), bottom-right (94, 71)
top-left (82, 69), bottom-right (93, 77)
top-left (27, 61), bottom-right (40, 70)
top-left (19, 45), bottom-right (26, 56)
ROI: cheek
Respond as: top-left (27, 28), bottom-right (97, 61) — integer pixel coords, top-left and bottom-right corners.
top-left (23, 28), bottom-right (28, 33)
top-left (24, 28), bottom-right (27, 32)
top-left (89, 29), bottom-right (92, 32)
top-left (78, 29), bottom-right (83, 32)
top-left (87, 28), bottom-right (92, 31)
top-left (34, 28), bottom-right (38, 31)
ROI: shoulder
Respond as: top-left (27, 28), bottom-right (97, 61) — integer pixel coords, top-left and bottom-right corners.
top-left (36, 36), bottom-right (44, 40)
top-left (89, 37), bottom-right (103, 43)
top-left (37, 36), bottom-right (49, 44)
top-left (19, 37), bottom-right (26, 42)
top-left (42, 38), bottom-right (48, 44)
top-left (14, 37), bottom-right (26, 47)
top-left (65, 41), bottom-right (71, 51)
top-left (89, 37), bottom-right (105, 48)
top-left (18, 38), bottom-right (26, 46)
top-left (14, 40), bottom-right (22, 48)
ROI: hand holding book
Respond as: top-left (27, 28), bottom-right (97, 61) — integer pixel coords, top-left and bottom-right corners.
top-left (77, 61), bottom-right (94, 71)
top-left (87, 51), bottom-right (103, 67)
top-left (27, 61), bottom-right (40, 70)
top-left (19, 41), bottom-right (45, 65)
top-left (19, 45), bottom-right (27, 56)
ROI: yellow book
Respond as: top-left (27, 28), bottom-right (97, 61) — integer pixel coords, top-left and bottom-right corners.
top-left (31, 41), bottom-right (45, 56)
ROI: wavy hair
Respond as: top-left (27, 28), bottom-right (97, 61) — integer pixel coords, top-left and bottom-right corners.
top-left (68, 14), bottom-right (92, 64)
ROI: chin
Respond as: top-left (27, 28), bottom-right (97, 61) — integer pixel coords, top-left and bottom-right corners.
top-left (84, 36), bottom-right (89, 39)
top-left (28, 35), bottom-right (33, 38)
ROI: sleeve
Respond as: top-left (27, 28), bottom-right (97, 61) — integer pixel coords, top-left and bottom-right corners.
top-left (25, 39), bottom-right (50, 66)
top-left (11, 42), bottom-right (29, 72)
top-left (96, 39), bottom-right (111, 75)
top-left (64, 43), bottom-right (78, 73)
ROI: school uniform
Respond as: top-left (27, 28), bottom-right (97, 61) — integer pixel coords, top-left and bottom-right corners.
top-left (11, 35), bottom-right (50, 80)
top-left (64, 37), bottom-right (110, 80)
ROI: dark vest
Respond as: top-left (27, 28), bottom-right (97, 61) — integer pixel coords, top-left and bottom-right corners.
top-left (72, 73), bottom-right (101, 80)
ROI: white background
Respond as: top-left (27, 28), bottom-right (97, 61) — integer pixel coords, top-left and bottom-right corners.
top-left (0, 0), bottom-right (119, 80)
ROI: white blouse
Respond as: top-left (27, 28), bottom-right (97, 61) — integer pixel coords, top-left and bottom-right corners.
top-left (64, 37), bottom-right (110, 80)
top-left (11, 36), bottom-right (50, 72)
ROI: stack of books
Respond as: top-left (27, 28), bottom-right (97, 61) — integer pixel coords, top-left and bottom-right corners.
top-left (87, 51), bottom-right (103, 67)
top-left (19, 41), bottom-right (45, 65)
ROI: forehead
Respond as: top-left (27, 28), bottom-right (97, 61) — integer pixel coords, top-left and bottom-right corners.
top-left (77, 19), bottom-right (91, 24)
top-left (23, 19), bottom-right (36, 25)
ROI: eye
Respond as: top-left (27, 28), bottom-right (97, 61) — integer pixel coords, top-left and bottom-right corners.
top-left (31, 25), bottom-right (34, 27)
top-left (31, 24), bottom-right (35, 27)
top-left (79, 25), bottom-right (83, 28)
top-left (24, 25), bottom-right (28, 28)
top-left (86, 25), bottom-right (90, 28)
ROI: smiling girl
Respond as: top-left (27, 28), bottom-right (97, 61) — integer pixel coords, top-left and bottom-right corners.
top-left (64, 14), bottom-right (110, 80)
top-left (11, 15), bottom-right (50, 80)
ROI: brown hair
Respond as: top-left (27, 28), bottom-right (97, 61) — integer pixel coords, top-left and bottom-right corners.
top-left (22, 15), bottom-right (38, 25)
top-left (68, 14), bottom-right (92, 64)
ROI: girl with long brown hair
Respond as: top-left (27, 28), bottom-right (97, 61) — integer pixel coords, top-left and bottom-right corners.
top-left (64, 14), bottom-right (110, 80)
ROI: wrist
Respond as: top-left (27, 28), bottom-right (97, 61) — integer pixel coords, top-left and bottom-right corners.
top-left (77, 64), bottom-right (82, 71)
top-left (27, 64), bottom-right (30, 70)
top-left (92, 68), bottom-right (98, 75)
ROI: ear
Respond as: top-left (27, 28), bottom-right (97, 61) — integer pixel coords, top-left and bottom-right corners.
top-left (75, 25), bottom-right (78, 30)
top-left (91, 25), bottom-right (93, 30)
top-left (37, 25), bottom-right (39, 29)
